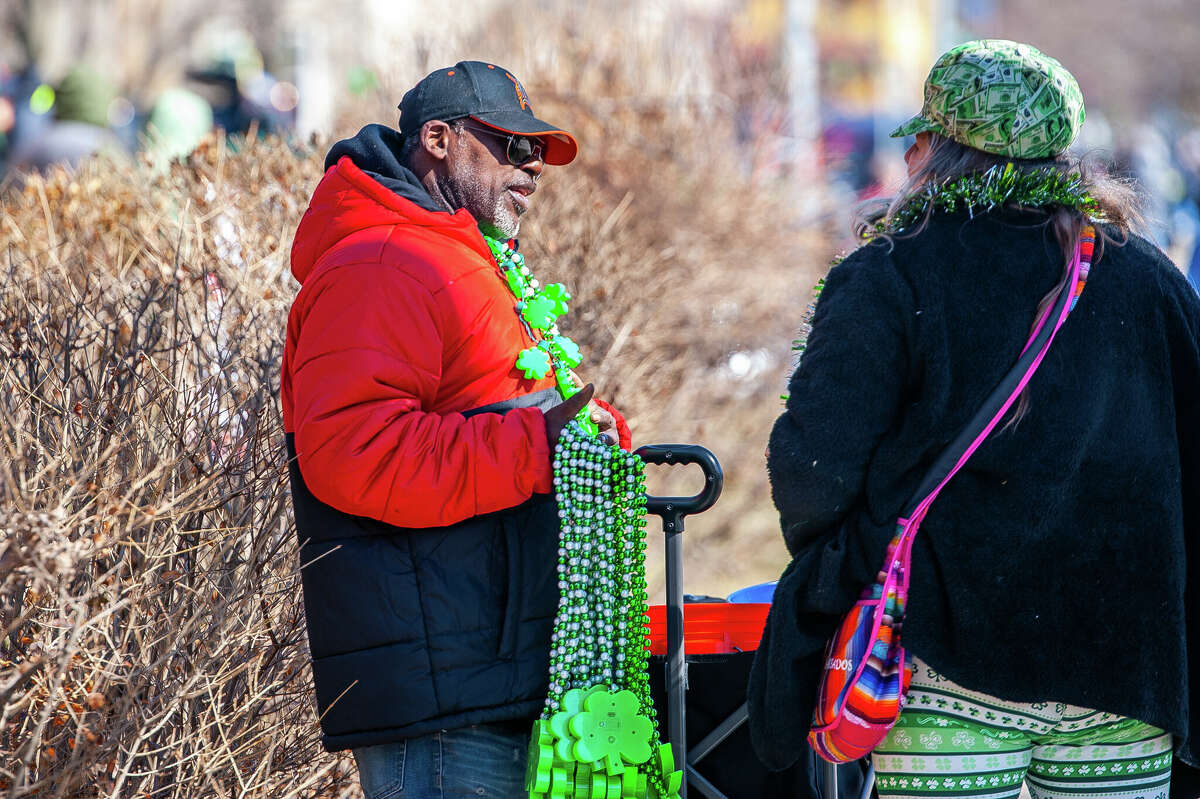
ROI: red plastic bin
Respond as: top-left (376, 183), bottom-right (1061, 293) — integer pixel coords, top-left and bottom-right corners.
top-left (645, 602), bottom-right (771, 656)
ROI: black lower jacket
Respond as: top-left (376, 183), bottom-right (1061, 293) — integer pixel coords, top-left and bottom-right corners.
top-left (286, 389), bottom-right (562, 752)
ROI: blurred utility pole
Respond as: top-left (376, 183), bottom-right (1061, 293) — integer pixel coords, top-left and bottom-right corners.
top-left (935, 0), bottom-right (960, 51)
top-left (785, 0), bottom-right (819, 217)
top-left (875, 0), bottom-right (949, 158)
top-left (290, 26), bottom-right (333, 139)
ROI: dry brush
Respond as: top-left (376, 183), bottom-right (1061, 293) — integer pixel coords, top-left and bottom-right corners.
top-left (0, 50), bottom-right (822, 796)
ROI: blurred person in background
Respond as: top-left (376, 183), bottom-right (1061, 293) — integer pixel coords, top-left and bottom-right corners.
top-left (1174, 126), bottom-right (1200, 293)
top-left (750, 39), bottom-right (1200, 799)
top-left (281, 61), bottom-right (627, 799)
top-left (6, 65), bottom-right (127, 175)
top-left (145, 87), bottom-right (214, 168)
top-left (186, 42), bottom-right (296, 139)
top-left (0, 65), bottom-right (52, 167)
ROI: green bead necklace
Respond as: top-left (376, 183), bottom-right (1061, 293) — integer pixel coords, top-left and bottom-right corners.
top-left (525, 421), bottom-right (683, 799)
top-left (484, 234), bottom-right (598, 435)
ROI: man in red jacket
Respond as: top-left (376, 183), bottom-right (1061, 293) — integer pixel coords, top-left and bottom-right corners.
top-left (282, 62), bottom-right (625, 798)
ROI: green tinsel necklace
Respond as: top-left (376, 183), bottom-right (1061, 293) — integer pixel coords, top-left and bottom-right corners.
top-left (791, 163), bottom-right (1101, 364)
top-left (482, 236), bottom-right (682, 798)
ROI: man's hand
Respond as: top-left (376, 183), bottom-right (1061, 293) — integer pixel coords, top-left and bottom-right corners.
top-left (544, 383), bottom-right (595, 447)
top-left (588, 401), bottom-right (618, 446)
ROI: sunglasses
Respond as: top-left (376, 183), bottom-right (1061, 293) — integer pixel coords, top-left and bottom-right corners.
top-left (461, 123), bottom-right (546, 166)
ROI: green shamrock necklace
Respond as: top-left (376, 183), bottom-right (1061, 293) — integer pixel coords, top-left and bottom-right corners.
top-left (525, 421), bottom-right (682, 799)
top-left (485, 236), bottom-right (681, 796)
top-left (484, 235), bottom-right (597, 435)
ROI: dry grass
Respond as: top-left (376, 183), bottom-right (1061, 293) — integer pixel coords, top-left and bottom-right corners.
top-left (0, 138), bottom-right (352, 797)
top-left (0, 3), bottom-right (830, 795)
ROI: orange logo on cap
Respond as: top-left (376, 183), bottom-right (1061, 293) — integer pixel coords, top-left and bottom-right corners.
top-left (504, 72), bottom-right (529, 110)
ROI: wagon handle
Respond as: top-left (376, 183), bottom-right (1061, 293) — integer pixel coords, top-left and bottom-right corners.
top-left (634, 444), bottom-right (724, 533)
top-left (635, 443), bottom-right (723, 799)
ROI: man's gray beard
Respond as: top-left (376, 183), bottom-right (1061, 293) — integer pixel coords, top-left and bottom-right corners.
top-left (440, 170), bottom-right (520, 239)
top-left (488, 191), bottom-right (520, 238)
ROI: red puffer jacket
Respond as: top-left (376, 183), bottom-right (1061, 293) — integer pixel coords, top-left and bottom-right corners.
top-left (283, 149), bottom-right (621, 528)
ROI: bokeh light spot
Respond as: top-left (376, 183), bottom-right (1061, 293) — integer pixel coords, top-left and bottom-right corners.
top-left (0, 97), bottom-right (14, 133)
top-left (30, 84), bottom-right (55, 115)
top-left (269, 81), bottom-right (299, 113)
top-left (108, 97), bottom-right (136, 128)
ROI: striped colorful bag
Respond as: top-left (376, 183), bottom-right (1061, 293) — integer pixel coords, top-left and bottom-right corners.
top-left (807, 226), bottom-right (1095, 764)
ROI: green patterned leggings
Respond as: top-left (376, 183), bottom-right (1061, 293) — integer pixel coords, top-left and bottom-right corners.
top-left (872, 659), bottom-right (1172, 799)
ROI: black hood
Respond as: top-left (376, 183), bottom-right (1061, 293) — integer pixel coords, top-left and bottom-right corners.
top-left (324, 124), bottom-right (443, 214)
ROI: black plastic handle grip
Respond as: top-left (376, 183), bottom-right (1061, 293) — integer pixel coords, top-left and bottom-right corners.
top-left (634, 444), bottom-right (724, 532)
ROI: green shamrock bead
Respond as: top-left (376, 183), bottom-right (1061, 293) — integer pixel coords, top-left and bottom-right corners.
top-left (663, 769), bottom-right (683, 798)
top-left (541, 283), bottom-right (572, 315)
top-left (654, 743), bottom-right (675, 779)
top-left (505, 270), bottom-right (527, 297)
top-left (633, 770), bottom-right (648, 799)
top-left (574, 406), bottom-right (600, 436)
top-left (550, 335), bottom-right (583, 369)
top-left (516, 347), bottom-right (552, 380)
top-left (522, 294), bottom-right (560, 330)
top-left (621, 766), bottom-right (638, 798)
top-left (569, 689), bottom-right (654, 774)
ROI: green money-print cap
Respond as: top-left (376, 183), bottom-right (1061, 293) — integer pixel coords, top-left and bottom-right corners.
top-left (891, 39), bottom-right (1086, 159)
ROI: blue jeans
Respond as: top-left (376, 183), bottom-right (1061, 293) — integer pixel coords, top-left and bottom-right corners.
top-left (352, 723), bottom-right (528, 799)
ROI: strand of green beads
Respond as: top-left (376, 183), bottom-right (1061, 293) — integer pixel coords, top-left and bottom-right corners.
top-left (549, 439), bottom-right (579, 711)
top-left (548, 447), bottom-right (569, 710)
top-left (565, 429), bottom-right (592, 691)
top-left (584, 433), bottom-right (606, 686)
top-left (624, 464), bottom-right (673, 798)
top-left (611, 452), bottom-right (631, 687)
top-left (600, 448), bottom-right (619, 686)
top-left (576, 434), bottom-right (601, 688)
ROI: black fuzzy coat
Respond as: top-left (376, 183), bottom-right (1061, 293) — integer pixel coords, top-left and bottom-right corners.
top-left (748, 209), bottom-right (1200, 769)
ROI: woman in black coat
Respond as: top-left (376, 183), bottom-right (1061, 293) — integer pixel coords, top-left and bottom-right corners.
top-left (749, 39), bottom-right (1200, 799)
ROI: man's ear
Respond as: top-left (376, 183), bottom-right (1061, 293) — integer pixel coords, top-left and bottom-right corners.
top-left (419, 120), bottom-right (454, 161)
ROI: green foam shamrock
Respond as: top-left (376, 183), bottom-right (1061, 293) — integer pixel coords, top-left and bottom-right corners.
top-left (549, 335), bottom-right (583, 369)
top-left (574, 762), bottom-right (593, 798)
top-left (624, 766), bottom-right (646, 798)
top-left (526, 719), bottom-right (554, 794)
top-left (663, 769), bottom-right (682, 797)
top-left (550, 688), bottom-right (584, 761)
top-left (548, 765), bottom-right (571, 798)
top-left (506, 269), bottom-right (527, 297)
top-left (540, 283), bottom-right (571, 315)
top-left (516, 347), bottom-right (552, 380)
top-left (522, 294), bottom-right (561, 330)
top-left (655, 743), bottom-right (675, 778)
top-left (568, 689), bottom-right (654, 774)
top-left (654, 743), bottom-right (682, 797)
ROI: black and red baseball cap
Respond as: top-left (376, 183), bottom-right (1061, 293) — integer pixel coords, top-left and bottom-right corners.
top-left (398, 61), bottom-right (578, 165)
